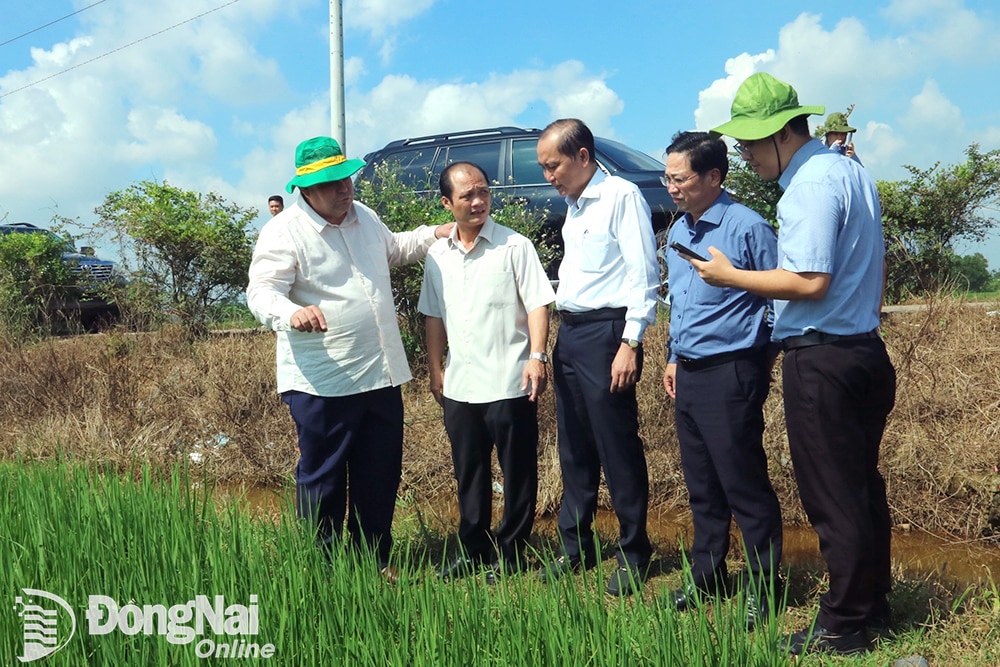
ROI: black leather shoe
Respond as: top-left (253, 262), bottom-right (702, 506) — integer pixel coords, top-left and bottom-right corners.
top-left (437, 556), bottom-right (479, 581)
top-left (669, 581), bottom-right (726, 612)
top-left (484, 559), bottom-right (525, 586)
top-left (536, 554), bottom-right (596, 583)
top-left (783, 624), bottom-right (872, 655)
top-left (605, 563), bottom-right (648, 597)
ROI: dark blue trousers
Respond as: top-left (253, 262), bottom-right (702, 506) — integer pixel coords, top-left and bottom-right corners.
top-left (443, 396), bottom-right (538, 565)
top-left (553, 318), bottom-right (652, 567)
top-left (282, 386), bottom-right (403, 567)
top-left (674, 355), bottom-right (782, 591)
top-left (782, 339), bottom-right (896, 634)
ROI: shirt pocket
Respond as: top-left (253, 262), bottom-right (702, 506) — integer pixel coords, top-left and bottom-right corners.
top-left (479, 272), bottom-right (518, 310)
top-left (580, 232), bottom-right (611, 273)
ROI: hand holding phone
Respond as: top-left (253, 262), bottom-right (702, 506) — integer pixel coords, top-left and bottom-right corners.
top-left (669, 241), bottom-right (708, 262)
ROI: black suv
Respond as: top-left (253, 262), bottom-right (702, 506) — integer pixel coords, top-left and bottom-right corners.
top-left (358, 126), bottom-right (676, 235)
top-left (0, 222), bottom-right (123, 328)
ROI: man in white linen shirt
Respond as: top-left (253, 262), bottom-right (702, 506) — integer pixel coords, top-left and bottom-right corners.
top-left (534, 119), bottom-right (661, 597)
top-left (247, 136), bottom-right (453, 582)
top-left (418, 162), bottom-right (555, 584)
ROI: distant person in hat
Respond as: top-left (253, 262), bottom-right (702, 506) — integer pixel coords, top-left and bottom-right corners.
top-left (267, 195), bottom-right (284, 216)
top-left (247, 136), bottom-right (454, 583)
top-left (821, 112), bottom-right (861, 164)
top-left (687, 73), bottom-right (895, 655)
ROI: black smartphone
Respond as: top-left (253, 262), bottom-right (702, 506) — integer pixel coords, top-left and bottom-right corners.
top-left (669, 241), bottom-right (708, 262)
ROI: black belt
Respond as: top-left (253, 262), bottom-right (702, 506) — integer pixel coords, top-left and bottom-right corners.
top-left (782, 329), bottom-right (880, 351)
top-left (677, 346), bottom-right (766, 371)
top-left (558, 307), bottom-right (627, 325)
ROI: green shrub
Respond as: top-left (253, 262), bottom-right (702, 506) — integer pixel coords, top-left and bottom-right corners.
top-left (0, 229), bottom-right (76, 341)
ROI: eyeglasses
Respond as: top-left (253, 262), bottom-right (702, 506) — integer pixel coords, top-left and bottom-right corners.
top-left (733, 140), bottom-right (756, 156)
top-left (660, 173), bottom-right (699, 188)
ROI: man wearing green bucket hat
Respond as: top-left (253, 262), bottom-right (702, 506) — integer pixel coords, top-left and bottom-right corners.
top-left (690, 73), bottom-right (896, 655)
top-left (247, 136), bottom-right (453, 583)
top-left (820, 111), bottom-right (861, 163)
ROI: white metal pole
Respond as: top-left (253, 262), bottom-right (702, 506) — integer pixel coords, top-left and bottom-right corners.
top-left (330, 0), bottom-right (346, 151)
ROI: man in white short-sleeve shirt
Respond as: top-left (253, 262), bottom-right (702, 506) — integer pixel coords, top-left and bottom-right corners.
top-left (418, 161), bottom-right (555, 583)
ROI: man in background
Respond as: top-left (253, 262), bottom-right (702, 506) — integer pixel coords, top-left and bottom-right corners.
top-left (268, 195), bottom-right (284, 216)
top-left (419, 161), bottom-right (555, 584)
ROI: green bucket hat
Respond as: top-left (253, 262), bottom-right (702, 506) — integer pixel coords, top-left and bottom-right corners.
top-left (711, 73), bottom-right (825, 140)
top-left (822, 112), bottom-right (856, 134)
top-left (285, 136), bottom-right (365, 194)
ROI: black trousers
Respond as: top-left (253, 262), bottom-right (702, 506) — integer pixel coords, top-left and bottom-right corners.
top-left (553, 318), bottom-right (652, 567)
top-left (782, 339), bottom-right (896, 634)
top-left (674, 355), bottom-right (782, 591)
top-left (282, 386), bottom-right (403, 567)
top-left (443, 396), bottom-right (538, 565)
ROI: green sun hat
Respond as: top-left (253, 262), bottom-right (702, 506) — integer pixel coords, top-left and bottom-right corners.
top-left (822, 112), bottom-right (856, 134)
top-left (285, 136), bottom-right (366, 194)
top-left (711, 73), bottom-right (825, 140)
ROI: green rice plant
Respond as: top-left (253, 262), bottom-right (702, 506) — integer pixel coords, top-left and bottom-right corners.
top-left (1, 461), bottom-right (794, 666)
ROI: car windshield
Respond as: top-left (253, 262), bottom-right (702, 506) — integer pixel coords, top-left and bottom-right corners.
top-left (595, 138), bottom-right (664, 172)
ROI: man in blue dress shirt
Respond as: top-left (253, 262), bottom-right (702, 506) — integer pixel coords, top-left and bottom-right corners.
top-left (660, 131), bottom-right (782, 630)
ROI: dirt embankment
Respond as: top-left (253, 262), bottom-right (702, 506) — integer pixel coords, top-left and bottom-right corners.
top-left (1, 298), bottom-right (998, 541)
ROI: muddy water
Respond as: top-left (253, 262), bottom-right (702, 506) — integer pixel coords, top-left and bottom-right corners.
top-left (221, 485), bottom-right (1000, 585)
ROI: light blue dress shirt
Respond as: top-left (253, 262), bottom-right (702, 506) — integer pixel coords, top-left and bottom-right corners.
top-left (774, 139), bottom-right (885, 340)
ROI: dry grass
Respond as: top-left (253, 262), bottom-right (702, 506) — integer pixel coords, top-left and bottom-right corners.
top-left (1, 297), bottom-right (998, 541)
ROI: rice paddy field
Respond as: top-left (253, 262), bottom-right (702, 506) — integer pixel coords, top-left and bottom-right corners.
top-left (2, 462), bottom-right (998, 666)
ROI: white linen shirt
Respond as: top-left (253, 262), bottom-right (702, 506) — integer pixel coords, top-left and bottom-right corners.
top-left (246, 198), bottom-right (437, 397)
top-left (555, 170), bottom-right (660, 341)
top-left (417, 217), bottom-right (555, 403)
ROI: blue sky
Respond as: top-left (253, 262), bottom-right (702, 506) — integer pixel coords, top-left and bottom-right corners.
top-left (2, 0), bottom-right (999, 267)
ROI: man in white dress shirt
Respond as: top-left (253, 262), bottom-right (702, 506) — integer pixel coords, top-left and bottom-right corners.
top-left (418, 162), bottom-right (555, 584)
top-left (247, 136), bottom-right (452, 582)
top-left (534, 119), bottom-right (661, 597)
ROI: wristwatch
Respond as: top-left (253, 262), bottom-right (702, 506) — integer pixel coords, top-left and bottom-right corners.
top-left (529, 352), bottom-right (549, 363)
top-left (621, 338), bottom-right (641, 349)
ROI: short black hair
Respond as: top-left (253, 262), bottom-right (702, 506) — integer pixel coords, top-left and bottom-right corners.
top-left (439, 161), bottom-right (490, 199)
top-left (666, 131), bottom-right (729, 182)
top-left (541, 118), bottom-right (596, 162)
top-left (787, 115), bottom-right (811, 137)
top-left (268, 195), bottom-right (284, 205)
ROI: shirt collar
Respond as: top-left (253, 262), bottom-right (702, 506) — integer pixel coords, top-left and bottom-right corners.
top-left (447, 215), bottom-right (497, 249)
top-left (682, 190), bottom-right (732, 231)
top-left (779, 138), bottom-right (827, 190)
top-left (566, 168), bottom-right (606, 208)
top-left (299, 198), bottom-right (357, 232)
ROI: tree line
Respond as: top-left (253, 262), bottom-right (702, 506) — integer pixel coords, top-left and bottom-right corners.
top-left (0, 143), bottom-right (996, 344)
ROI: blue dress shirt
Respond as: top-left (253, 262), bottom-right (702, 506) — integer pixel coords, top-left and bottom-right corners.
top-left (666, 191), bottom-right (777, 361)
top-left (774, 139), bottom-right (885, 340)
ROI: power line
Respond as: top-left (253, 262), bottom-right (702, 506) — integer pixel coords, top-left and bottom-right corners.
top-left (0, 0), bottom-right (240, 99)
top-left (0, 0), bottom-right (109, 48)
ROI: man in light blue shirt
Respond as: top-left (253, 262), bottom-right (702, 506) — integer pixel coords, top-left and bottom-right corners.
top-left (661, 131), bottom-right (781, 631)
top-left (696, 73), bottom-right (896, 656)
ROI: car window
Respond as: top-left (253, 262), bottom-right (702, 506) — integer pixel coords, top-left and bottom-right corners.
top-left (442, 142), bottom-right (501, 184)
top-left (511, 139), bottom-right (546, 185)
top-left (594, 138), bottom-right (664, 171)
top-left (372, 148), bottom-right (438, 189)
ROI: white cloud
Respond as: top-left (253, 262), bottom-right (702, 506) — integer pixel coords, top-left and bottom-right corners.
top-left (345, 61), bottom-right (624, 156)
top-left (344, 0), bottom-right (437, 36)
top-left (692, 4), bottom-right (998, 179)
